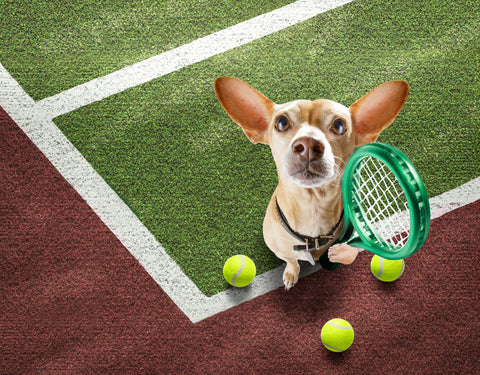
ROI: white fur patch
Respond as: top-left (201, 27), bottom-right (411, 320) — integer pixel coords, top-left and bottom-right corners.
top-left (290, 125), bottom-right (329, 147)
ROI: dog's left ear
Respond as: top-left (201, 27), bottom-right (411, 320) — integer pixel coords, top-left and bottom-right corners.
top-left (349, 81), bottom-right (409, 146)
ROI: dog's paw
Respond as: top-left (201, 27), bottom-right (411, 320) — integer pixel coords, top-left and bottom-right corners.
top-left (283, 262), bottom-right (300, 291)
top-left (328, 244), bottom-right (359, 265)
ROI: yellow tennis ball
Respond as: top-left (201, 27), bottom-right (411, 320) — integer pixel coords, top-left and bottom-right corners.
top-left (223, 255), bottom-right (256, 287)
top-left (321, 318), bottom-right (354, 352)
top-left (370, 254), bottom-right (405, 282)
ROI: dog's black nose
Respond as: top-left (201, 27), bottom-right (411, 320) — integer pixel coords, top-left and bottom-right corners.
top-left (292, 137), bottom-right (324, 161)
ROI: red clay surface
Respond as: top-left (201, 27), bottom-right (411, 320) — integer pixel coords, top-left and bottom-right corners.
top-left (1, 107), bottom-right (479, 374)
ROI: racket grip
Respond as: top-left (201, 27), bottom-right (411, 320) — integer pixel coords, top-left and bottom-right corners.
top-left (318, 249), bottom-right (341, 271)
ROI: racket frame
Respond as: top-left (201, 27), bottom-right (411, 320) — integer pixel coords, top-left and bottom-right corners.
top-left (337, 143), bottom-right (430, 260)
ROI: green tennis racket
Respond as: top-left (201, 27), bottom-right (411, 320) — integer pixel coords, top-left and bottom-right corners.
top-left (336, 142), bottom-right (430, 260)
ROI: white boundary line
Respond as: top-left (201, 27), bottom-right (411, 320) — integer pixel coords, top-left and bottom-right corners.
top-left (35, 0), bottom-right (355, 118)
top-left (1, 0), bottom-right (479, 323)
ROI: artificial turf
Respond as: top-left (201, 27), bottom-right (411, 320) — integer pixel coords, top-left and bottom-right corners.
top-left (0, 0), bottom-right (294, 100)
top-left (8, 0), bottom-right (479, 296)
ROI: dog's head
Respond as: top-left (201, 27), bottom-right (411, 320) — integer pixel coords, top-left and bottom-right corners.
top-left (214, 77), bottom-right (409, 188)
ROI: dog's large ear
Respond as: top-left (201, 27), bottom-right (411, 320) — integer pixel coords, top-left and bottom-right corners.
top-left (349, 81), bottom-right (409, 146)
top-left (214, 77), bottom-right (275, 144)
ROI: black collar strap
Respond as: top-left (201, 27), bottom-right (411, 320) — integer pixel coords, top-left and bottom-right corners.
top-left (275, 197), bottom-right (344, 254)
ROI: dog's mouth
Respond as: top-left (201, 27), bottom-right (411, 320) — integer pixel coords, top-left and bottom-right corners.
top-left (294, 168), bottom-right (322, 180)
top-left (288, 162), bottom-right (334, 187)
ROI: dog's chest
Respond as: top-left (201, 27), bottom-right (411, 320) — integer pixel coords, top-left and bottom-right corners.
top-left (294, 205), bottom-right (336, 238)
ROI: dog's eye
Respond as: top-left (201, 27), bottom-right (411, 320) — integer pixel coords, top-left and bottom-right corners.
top-left (331, 118), bottom-right (347, 135)
top-left (275, 115), bottom-right (291, 132)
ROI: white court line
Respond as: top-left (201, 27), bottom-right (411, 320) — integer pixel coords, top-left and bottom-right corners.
top-left (35, 0), bottom-right (355, 118)
top-left (2, 0), bottom-right (356, 323)
top-left (4, 61), bottom-right (480, 323)
top-left (2, 0), bottom-right (480, 323)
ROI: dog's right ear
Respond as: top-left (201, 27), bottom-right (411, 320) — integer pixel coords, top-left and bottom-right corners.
top-left (214, 77), bottom-right (275, 144)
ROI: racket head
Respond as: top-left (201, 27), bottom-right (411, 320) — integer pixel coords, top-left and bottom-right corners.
top-left (341, 143), bottom-right (430, 259)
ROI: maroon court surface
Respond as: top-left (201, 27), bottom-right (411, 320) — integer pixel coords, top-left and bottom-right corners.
top-left (1, 107), bottom-right (479, 373)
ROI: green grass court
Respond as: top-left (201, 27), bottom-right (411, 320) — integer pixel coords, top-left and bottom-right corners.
top-left (1, 0), bottom-right (294, 100)
top-left (2, 0), bottom-right (479, 296)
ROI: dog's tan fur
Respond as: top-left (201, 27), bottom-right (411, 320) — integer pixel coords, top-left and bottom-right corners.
top-left (215, 77), bottom-right (409, 290)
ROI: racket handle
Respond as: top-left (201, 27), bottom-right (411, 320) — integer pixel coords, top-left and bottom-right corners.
top-left (318, 250), bottom-right (341, 270)
top-left (336, 215), bottom-right (355, 244)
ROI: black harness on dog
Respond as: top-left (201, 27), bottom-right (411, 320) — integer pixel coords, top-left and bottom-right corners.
top-left (275, 197), bottom-right (344, 264)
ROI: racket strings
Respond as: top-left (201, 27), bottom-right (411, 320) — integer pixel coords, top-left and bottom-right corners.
top-left (353, 157), bottom-right (410, 249)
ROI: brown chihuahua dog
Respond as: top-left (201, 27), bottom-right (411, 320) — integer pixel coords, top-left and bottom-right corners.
top-left (215, 77), bottom-right (409, 290)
